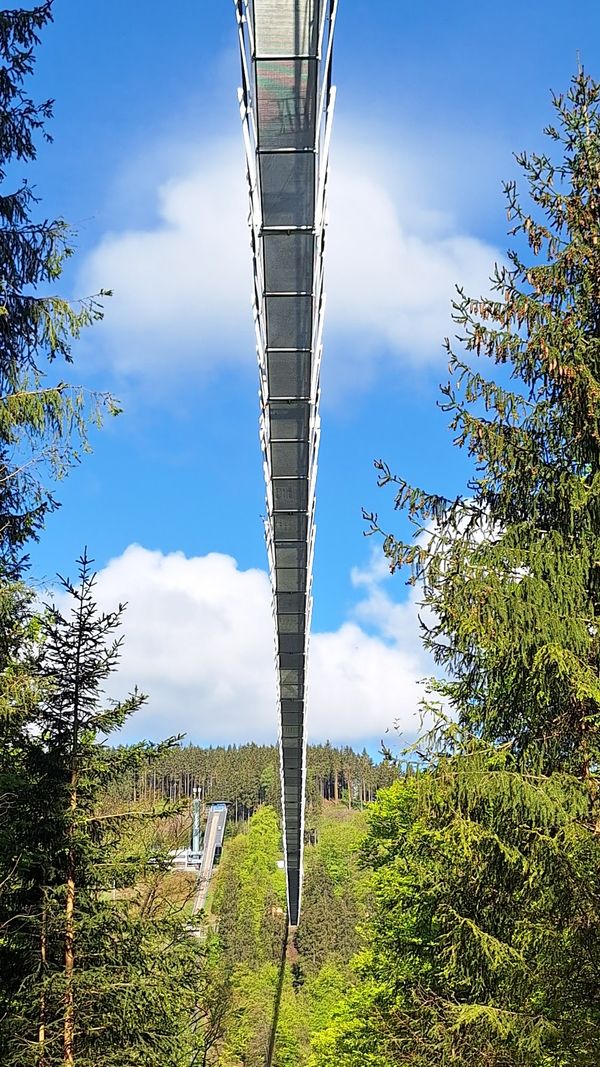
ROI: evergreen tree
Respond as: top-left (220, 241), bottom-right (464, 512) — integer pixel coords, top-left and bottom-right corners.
top-left (213, 805), bottom-right (286, 969)
top-left (0, 554), bottom-right (204, 1066)
top-left (372, 70), bottom-right (600, 778)
top-left (0, 2), bottom-right (115, 579)
top-left (313, 71), bottom-right (600, 1067)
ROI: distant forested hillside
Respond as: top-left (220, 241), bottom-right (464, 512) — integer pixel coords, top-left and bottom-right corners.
top-left (107, 742), bottom-right (400, 821)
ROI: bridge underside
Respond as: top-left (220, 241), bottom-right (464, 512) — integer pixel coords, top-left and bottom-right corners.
top-left (237, 0), bottom-right (337, 923)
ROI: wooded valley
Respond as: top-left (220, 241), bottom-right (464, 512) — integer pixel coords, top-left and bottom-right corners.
top-left (1, 4), bottom-right (600, 1065)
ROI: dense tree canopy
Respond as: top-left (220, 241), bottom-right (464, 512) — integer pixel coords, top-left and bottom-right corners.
top-left (106, 740), bottom-right (397, 822)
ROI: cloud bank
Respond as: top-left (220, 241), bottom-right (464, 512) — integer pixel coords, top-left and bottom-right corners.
top-left (80, 127), bottom-right (500, 382)
top-left (81, 544), bottom-right (431, 748)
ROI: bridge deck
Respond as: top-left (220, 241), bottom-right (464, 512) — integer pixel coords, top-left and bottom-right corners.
top-left (237, 0), bottom-right (337, 925)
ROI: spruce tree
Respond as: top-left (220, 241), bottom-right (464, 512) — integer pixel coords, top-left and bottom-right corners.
top-left (0, 554), bottom-right (205, 1067)
top-left (311, 71), bottom-right (600, 1067)
top-left (0, 2), bottom-right (115, 579)
top-left (372, 70), bottom-right (600, 778)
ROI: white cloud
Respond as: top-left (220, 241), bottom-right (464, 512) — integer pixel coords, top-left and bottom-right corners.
top-left (77, 543), bottom-right (431, 747)
top-left (80, 127), bottom-right (500, 382)
top-left (79, 141), bottom-right (252, 376)
top-left (309, 619), bottom-right (427, 746)
top-left (350, 548), bottom-right (428, 660)
top-left (325, 136), bottom-right (500, 370)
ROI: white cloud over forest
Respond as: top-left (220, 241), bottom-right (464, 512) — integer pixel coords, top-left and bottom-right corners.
top-left (80, 127), bottom-right (500, 383)
top-left (80, 544), bottom-right (431, 748)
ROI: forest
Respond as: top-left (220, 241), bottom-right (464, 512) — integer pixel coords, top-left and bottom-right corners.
top-left (1, 2), bottom-right (600, 1065)
top-left (109, 742), bottom-right (400, 815)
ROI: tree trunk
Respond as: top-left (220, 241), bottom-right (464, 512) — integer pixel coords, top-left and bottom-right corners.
top-left (64, 777), bottom-right (77, 1067)
top-left (38, 884), bottom-right (47, 1067)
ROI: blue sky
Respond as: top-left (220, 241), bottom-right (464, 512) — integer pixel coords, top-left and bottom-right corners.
top-left (22, 0), bottom-right (600, 749)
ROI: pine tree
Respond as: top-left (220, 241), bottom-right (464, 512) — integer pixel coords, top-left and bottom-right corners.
top-left (296, 859), bottom-right (339, 972)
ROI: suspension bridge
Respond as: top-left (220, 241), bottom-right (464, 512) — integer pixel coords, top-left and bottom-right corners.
top-left (235, 0), bottom-right (338, 928)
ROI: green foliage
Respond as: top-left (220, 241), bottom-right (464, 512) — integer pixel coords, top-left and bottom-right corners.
top-left (303, 962), bottom-right (351, 1039)
top-left (313, 811), bottom-right (367, 890)
top-left (203, 807), bottom-right (286, 1065)
top-left (307, 979), bottom-right (397, 1067)
top-left (213, 805), bottom-right (286, 968)
top-left (324, 70), bottom-right (600, 1067)
top-left (296, 810), bottom-right (367, 973)
top-left (105, 740), bottom-right (396, 827)
top-left (0, 555), bottom-right (206, 1066)
top-left (369, 71), bottom-right (600, 777)
top-left (204, 805), bottom-right (369, 1066)
top-left (314, 766), bottom-right (600, 1066)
